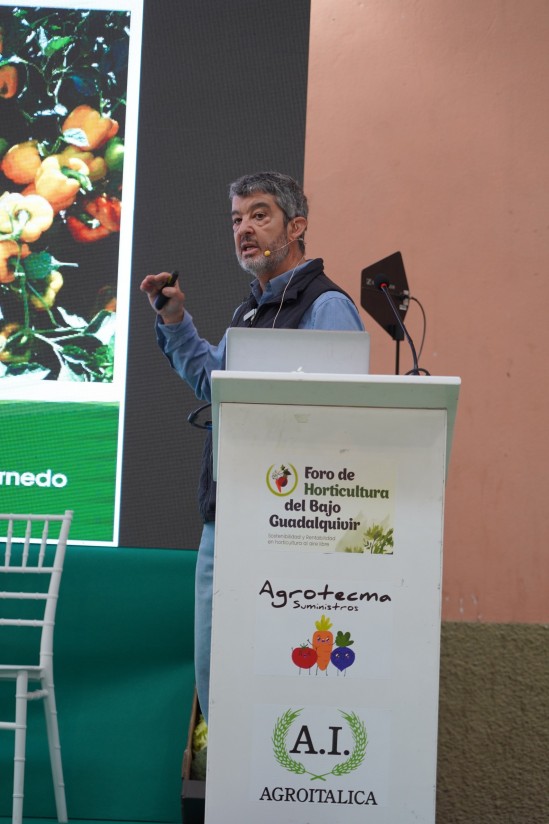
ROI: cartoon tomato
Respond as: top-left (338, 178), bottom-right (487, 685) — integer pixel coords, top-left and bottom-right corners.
top-left (291, 645), bottom-right (318, 670)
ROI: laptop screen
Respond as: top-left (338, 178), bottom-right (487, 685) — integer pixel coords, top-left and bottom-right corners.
top-left (225, 328), bottom-right (370, 375)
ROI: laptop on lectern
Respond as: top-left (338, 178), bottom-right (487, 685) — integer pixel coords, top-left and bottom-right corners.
top-left (225, 327), bottom-right (370, 375)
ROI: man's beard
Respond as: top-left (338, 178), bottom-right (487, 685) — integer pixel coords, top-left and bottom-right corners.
top-left (237, 230), bottom-right (290, 277)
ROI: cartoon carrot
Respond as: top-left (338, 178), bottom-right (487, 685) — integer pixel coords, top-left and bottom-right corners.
top-left (312, 614), bottom-right (334, 671)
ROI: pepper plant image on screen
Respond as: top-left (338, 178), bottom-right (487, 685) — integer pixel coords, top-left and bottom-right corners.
top-left (0, 6), bottom-right (127, 381)
top-left (0, 3), bottom-right (142, 546)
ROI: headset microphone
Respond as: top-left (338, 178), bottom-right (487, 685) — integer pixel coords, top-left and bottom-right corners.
top-left (264, 238), bottom-right (294, 257)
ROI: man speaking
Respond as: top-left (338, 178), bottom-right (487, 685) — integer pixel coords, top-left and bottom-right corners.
top-left (141, 171), bottom-right (365, 720)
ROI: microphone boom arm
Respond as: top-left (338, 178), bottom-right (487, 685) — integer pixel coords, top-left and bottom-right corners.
top-left (374, 276), bottom-right (429, 376)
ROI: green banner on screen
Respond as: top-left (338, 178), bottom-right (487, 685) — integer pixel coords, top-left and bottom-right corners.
top-left (0, 401), bottom-right (118, 543)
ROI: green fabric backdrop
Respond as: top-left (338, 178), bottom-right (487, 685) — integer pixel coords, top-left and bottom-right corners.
top-left (0, 545), bottom-right (197, 823)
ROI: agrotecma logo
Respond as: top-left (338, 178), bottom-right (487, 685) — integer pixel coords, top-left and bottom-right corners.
top-left (267, 463), bottom-right (298, 497)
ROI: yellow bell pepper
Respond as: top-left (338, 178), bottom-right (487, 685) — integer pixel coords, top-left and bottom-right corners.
top-left (0, 192), bottom-right (54, 243)
top-left (34, 155), bottom-right (90, 212)
top-left (1, 140), bottom-right (42, 185)
top-left (57, 145), bottom-right (107, 182)
top-left (30, 270), bottom-right (64, 311)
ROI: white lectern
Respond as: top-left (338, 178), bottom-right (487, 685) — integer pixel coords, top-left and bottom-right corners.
top-left (206, 370), bottom-right (460, 824)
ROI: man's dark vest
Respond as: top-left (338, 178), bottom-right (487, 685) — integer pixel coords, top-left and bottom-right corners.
top-left (197, 258), bottom-right (353, 522)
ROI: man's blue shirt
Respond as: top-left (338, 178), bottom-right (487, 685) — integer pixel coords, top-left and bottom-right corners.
top-left (157, 260), bottom-right (364, 402)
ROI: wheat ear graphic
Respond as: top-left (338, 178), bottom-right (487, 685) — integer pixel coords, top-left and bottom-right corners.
top-left (271, 708), bottom-right (368, 781)
top-left (330, 711), bottom-right (368, 776)
top-left (272, 709), bottom-right (307, 775)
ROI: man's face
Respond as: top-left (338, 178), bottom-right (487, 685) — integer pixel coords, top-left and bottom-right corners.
top-left (231, 192), bottom-right (291, 278)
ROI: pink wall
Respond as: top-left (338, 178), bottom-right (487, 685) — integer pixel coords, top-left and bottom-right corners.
top-left (304, 0), bottom-right (549, 622)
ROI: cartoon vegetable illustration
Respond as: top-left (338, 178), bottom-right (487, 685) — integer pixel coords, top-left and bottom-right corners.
top-left (291, 644), bottom-right (317, 673)
top-left (330, 630), bottom-right (356, 675)
top-left (312, 615), bottom-right (334, 671)
top-left (272, 464), bottom-right (291, 492)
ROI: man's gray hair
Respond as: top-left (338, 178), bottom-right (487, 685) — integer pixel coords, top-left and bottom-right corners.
top-left (229, 171), bottom-right (308, 252)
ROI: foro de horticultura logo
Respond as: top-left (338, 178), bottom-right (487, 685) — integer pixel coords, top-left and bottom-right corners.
top-left (266, 463), bottom-right (298, 496)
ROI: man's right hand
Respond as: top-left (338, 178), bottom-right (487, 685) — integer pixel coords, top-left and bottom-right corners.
top-left (140, 271), bottom-right (185, 324)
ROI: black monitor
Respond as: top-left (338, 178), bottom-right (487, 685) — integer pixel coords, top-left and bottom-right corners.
top-left (360, 251), bottom-right (409, 341)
